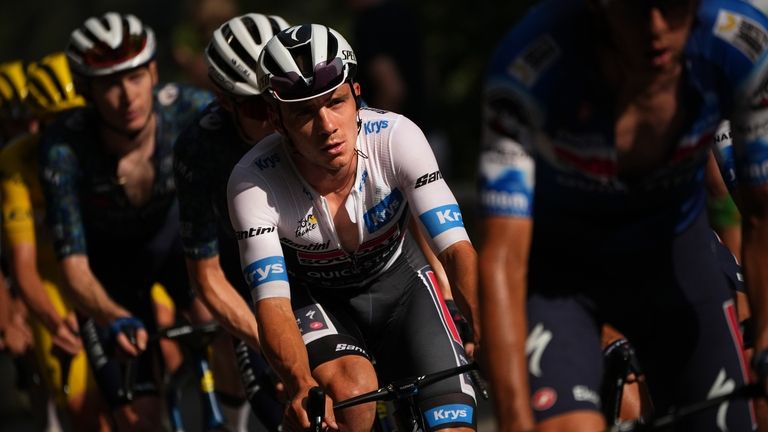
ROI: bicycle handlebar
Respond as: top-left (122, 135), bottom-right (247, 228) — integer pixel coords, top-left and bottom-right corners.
top-left (334, 362), bottom-right (480, 410)
top-left (611, 383), bottom-right (763, 431)
top-left (149, 321), bottom-right (221, 343)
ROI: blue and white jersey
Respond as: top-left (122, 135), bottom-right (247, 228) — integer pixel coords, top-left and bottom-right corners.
top-left (478, 0), bottom-right (768, 252)
top-left (228, 107), bottom-right (469, 301)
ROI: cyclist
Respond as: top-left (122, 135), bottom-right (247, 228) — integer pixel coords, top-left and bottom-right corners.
top-left (39, 12), bottom-right (214, 430)
top-left (174, 12), bottom-right (290, 431)
top-left (228, 24), bottom-right (480, 432)
top-left (478, 0), bottom-right (767, 430)
top-left (0, 60), bottom-right (39, 146)
top-left (0, 51), bottom-right (112, 431)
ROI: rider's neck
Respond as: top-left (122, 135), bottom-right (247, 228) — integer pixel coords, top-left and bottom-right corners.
top-left (100, 113), bottom-right (157, 158)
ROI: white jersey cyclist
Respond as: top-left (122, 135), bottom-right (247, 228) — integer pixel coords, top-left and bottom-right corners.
top-left (228, 107), bottom-right (469, 301)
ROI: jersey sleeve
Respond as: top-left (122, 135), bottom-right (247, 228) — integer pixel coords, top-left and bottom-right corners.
top-left (477, 30), bottom-right (544, 218)
top-left (174, 126), bottom-right (219, 259)
top-left (227, 165), bottom-right (289, 302)
top-left (388, 116), bottom-right (470, 254)
top-left (39, 131), bottom-right (87, 258)
top-left (699, 4), bottom-right (768, 187)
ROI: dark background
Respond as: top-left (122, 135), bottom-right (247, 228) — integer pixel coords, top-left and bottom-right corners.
top-left (0, 0), bottom-right (536, 186)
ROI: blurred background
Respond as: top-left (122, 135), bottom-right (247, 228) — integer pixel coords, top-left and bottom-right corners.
top-left (0, 0), bottom-right (536, 223)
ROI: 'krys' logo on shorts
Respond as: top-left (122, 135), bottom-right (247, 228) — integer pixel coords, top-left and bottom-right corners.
top-left (243, 256), bottom-right (288, 288)
top-left (419, 204), bottom-right (464, 238)
top-left (424, 404), bottom-right (473, 428)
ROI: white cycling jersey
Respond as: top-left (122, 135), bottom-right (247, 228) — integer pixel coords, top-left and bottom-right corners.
top-left (228, 107), bottom-right (470, 302)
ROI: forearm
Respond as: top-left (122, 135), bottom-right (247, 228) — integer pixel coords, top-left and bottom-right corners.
top-left (255, 298), bottom-right (316, 395)
top-left (187, 257), bottom-right (260, 349)
top-left (60, 255), bottom-right (128, 325)
top-left (12, 243), bottom-right (63, 331)
top-left (479, 253), bottom-right (534, 430)
top-left (439, 241), bottom-right (480, 332)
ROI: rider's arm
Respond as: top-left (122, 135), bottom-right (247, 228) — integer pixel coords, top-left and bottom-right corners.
top-left (59, 254), bottom-right (130, 325)
top-left (185, 256), bottom-right (260, 349)
top-left (253, 297), bottom-right (316, 395)
top-left (480, 216), bottom-right (534, 430)
top-left (475, 68), bottom-right (540, 429)
top-left (39, 132), bottom-right (144, 354)
top-left (389, 116), bottom-right (479, 333)
top-left (228, 165), bottom-right (329, 429)
top-left (438, 239), bottom-right (479, 338)
top-left (726, 34), bottom-right (768, 372)
top-left (0, 170), bottom-right (65, 333)
top-left (174, 130), bottom-right (261, 350)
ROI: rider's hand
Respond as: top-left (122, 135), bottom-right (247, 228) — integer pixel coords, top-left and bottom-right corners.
top-left (445, 299), bottom-right (477, 359)
top-left (283, 385), bottom-right (339, 432)
top-left (1, 311), bottom-right (33, 356)
top-left (109, 316), bottom-right (147, 357)
top-left (51, 312), bottom-right (82, 356)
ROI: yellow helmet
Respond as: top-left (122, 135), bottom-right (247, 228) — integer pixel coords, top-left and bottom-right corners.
top-left (0, 60), bottom-right (30, 119)
top-left (26, 52), bottom-right (85, 115)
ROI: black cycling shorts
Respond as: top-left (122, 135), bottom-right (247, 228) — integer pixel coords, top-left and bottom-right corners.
top-left (525, 212), bottom-right (755, 430)
top-left (289, 236), bottom-right (477, 431)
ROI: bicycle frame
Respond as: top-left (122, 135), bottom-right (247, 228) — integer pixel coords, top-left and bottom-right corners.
top-left (153, 322), bottom-right (226, 432)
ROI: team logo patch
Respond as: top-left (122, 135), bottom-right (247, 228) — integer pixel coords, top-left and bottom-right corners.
top-left (507, 34), bottom-right (559, 87)
top-left (419, 204), bottom-right (464, 238)
top-left (714, 10), bottom-right (768, 61)
top-left (532, 387), bottom-right (557, 411)
top-left (423, 404), bottom-right (474, 428)
top-left (363, 189), bottom-right (403, 233)
top-left (243, 256), bottom-right (287, 288)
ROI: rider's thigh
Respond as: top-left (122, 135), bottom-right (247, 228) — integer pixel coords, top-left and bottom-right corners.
top-left (525, 292), bottom-right (604, 426)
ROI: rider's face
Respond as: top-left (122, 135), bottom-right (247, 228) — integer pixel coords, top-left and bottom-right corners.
top-left (599, 0), bottom-right (697, 73)
top-left (274, 82), bottom-right (361, 173)
top-left (90, 62), bottom-right (157, 135)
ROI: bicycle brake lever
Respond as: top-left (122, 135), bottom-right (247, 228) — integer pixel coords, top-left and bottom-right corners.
top-left (121, 326), bottom-right (138, 402)
top-left (308, 386), bottom-right (325, 432)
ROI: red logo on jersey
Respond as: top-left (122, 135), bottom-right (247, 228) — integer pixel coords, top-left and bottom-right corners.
top-left (531, 387), bottom-right (557, 411)
top-left (309, 321), bottom-right (324, 330)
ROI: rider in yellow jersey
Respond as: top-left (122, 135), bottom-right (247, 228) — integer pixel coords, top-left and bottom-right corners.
top-left (0, 52), bottom-right (110, 431)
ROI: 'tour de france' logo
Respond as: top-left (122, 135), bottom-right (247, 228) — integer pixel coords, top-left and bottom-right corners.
top-left (296, 214), bottom-right (318, 237)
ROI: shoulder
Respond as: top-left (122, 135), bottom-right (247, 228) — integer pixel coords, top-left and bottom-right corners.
top-left (229, 134), bottom-right (284, 191)
top-left (175, 102), bottom-right (232, 157)
top-left (688, 0), bottom-right (768, 67)
top-left (358, 107), bottom-right (402, 137)
top-left (39, 107), bottom-right (94, 157)
top-left (485, 0), bottom-right (585, 126)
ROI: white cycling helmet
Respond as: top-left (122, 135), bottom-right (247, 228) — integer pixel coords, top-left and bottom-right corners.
top-left (206, 13), bottom-right (290, 96)
top-left (257, 24), bottom-right (358, 102)
top-left (66, 12), bottom-right (156, 77)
